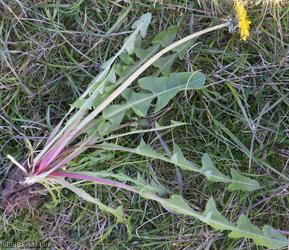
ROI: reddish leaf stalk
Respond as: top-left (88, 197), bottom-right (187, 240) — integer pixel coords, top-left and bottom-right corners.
top-left (50, 171), bottom-right (139, 194)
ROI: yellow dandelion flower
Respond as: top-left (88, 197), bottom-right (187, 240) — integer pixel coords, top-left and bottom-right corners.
top-left (234, 0), bottom-right (251, 41)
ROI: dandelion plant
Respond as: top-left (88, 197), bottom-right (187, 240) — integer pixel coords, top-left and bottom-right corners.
top-left (5, 12), bottom-right (288, 249)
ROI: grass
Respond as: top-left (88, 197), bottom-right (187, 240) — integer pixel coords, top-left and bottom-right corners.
top-left (0, 0), bottom-right (289, 249)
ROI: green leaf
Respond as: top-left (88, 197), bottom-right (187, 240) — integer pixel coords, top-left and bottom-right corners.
top-left (101, 120), bottom-right (186, 141)
top-left (202, 197), bottom-right (235, 230)
top-left (139, 71), bottom-right (205, 112)
top-left (123, 33), bottom-right (138, 55)
top-left (116, 45), bottom-right (159, 84)
top-left (227, 168), bottom-right (260, 192)
top-left (54, 175), bottom-right (287, 249)
top-left (171, 144), bottom-right (199, 171)
top-left (97, 141), bottom-right (261, 192)
top-left (200, 155), bottom-right (260, 191)
top-left (131, 13), bottom-right (152, 38)
top-left (162, 195), bottom-right (196, 215)
top-left (119, 52), bottom-right (135, 65)
top-left (135, 140), bottom-right (197, 173)
top-left (153, 53), bottom-right (177, 76)
top-left (135, 173), bottom-right (167, 195)
top-left (102, 105), bottom-right (126, 131)
top-left (53, 178), bottom-right (125, 222)
top-left (123, 13), bottom-right (152, 55)
top-left (71, 98), bottom-right (88, 109)
top-left (121, 88), bottom-right (152, 117)
top-left (101, 13), bottom-right (151, 62)
top-left (201, 154), bottom-right (230, 182)
top-left (152, 25), bottom-right (179, 47)
top-left (73, 170), bottom-right (166, 195)
top-left (136, 140), bottom-right (168, 161)
top-left (228, 215), bottom-right (288, 249)
top-left (97, 141), bottom-right (231, 185)
top-left (262, 226), bottom-right (288, 249)
top-left (229, 215), bottom-right (262, 239)
top-left (103, 71), bottom-right (205, 127)
top-left (138, 192), bottom-right (201, 218)
top-left (48, 12), bottom-right (153, 151)
top-left (140, 193), bottom-right (288, 248)
top-left (135, 46), bottom-right (159, 61)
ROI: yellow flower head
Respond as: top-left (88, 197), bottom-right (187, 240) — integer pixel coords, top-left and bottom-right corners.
top-left (234, 0), bottom-right (251, 41)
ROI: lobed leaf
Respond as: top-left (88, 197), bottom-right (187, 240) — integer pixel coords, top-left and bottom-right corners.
top-left (201, 154), bottom-right (260, 191)
top-left (152, 25), bottom-right (179, 47)
top-left (137, 192), bottom-right (288, 249)
top-left (171, 143), bottom-right (199, 171)
top-left (201, 153), bottom-right (231, 182)
top-left (153, 53), bottom-right (177, 76)
top-left (138, 71), bottom-right (205, 113)
top-left (228, 215), bottom-right (288, 249)
top-left (87, 26), bottom-right (200, 137)
top-left (57, 175), bottom-right (286, 250)
top-left (202, 197), bottom-right (234, 230)
top-left (97, 141), bottom-right (260, 191)
top-left (136, 139), bottom-right (168, 161)
top-left (160, 195), bottom-right (197, 216)
top-left (102, 71), bottom-right (205, 130)
top-left (163, 194), bottom-right (287, 248)
top-left (227, 168), bottom-right (260, 191)
top-left (131, 13), bottom-right (152, 38)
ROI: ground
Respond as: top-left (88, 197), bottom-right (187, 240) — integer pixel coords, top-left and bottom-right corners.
top-left (0, 1), bottom-right (289, 249)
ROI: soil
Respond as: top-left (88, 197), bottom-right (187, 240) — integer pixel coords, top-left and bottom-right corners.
top-left (1, 167), bottom-right (47, 214)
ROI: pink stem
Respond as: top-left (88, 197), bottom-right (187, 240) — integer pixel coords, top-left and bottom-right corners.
top-left (40, 146), bottom-right (76, 169)
top-left (50, 171), bottom-right (139, 194)
top-left (35, 133), bottom-right (75, 174)
top-left (38, 146), bottom-right (85, 174)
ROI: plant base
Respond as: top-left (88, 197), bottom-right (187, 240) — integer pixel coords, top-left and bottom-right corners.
top-left (1, 167), bottom-right (46, 214)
